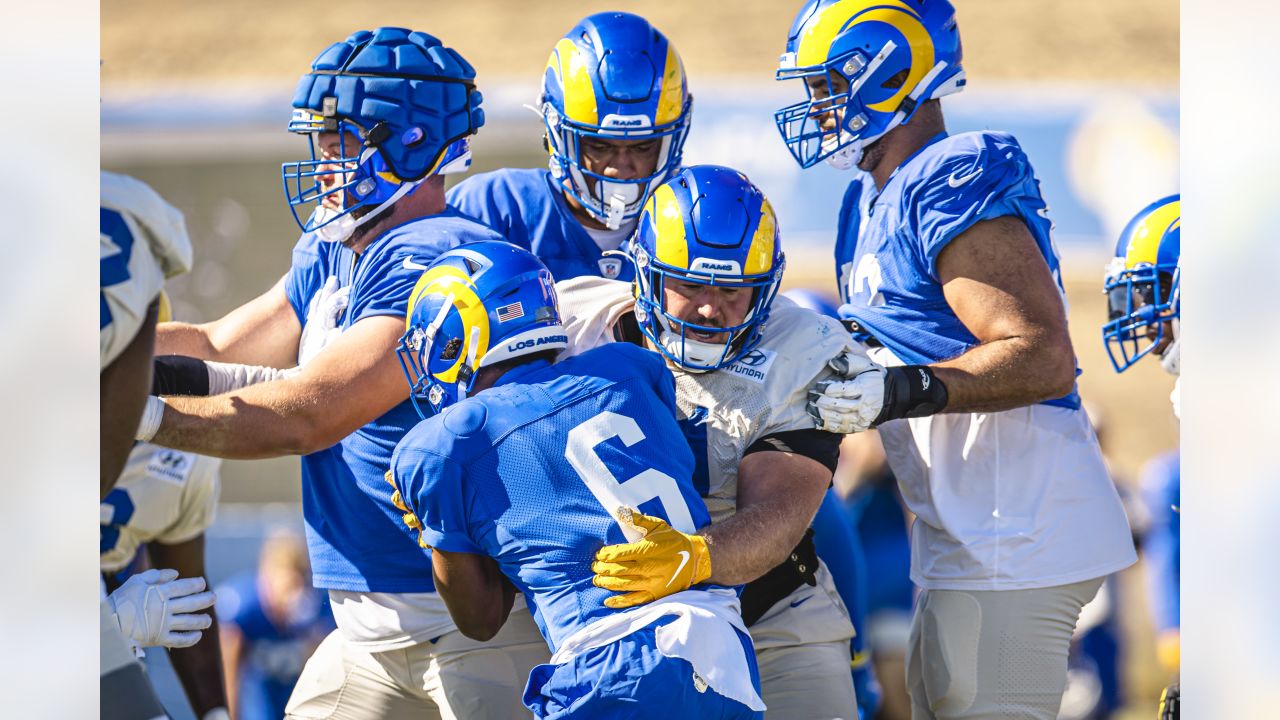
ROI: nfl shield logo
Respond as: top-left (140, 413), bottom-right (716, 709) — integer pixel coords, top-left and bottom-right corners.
top-left (598, 258), bottom-right (623, 279)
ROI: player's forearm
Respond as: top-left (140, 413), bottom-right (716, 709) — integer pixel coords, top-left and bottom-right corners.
top-left (153, 385), bottom-right (336, 459)
top-left (169, 613), bottom-right (228, 718)
top-left (702, 499), bottom-right (815, 586)
top-left (930, 332), bottom-right (1076, 413)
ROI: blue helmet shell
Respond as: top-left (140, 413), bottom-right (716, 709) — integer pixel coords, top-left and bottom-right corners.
top-left (629, 165), bottom-right (785, 371)
top-left (282, 28), bottom-right (485, 239)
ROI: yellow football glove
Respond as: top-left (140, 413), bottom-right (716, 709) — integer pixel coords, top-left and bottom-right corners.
top-left (592, 508), bottom-right (712, 609)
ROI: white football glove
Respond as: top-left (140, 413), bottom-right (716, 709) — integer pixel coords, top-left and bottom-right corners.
top-left (808, 347), bottom-right (888, 434)
top-left (108, 568), bottom-right (215, 648)
top-left (298, 275), bottom-right (351, 366)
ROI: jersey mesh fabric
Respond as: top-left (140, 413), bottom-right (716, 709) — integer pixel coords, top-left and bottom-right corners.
top-left (283, 211), bottom-right (504, 592)
top-left (394, 344), bottom-right (714, 653)
top-left (447, 168), bottom-right (637, 282)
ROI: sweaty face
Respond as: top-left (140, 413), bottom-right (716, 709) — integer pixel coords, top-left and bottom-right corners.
top-left (662, 278), bottom-right (754, 345)
top-left (579, 136), bottom-right (662, 181)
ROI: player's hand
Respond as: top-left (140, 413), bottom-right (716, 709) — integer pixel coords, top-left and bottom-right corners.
top-left (592, 509), bottom-right (712, 609)
top-left (808, 347), bottom-right (887, 434)
top-left (298, 275), bottom-right (351, 366)
top-left (108, 568), bottom-right (215, 648)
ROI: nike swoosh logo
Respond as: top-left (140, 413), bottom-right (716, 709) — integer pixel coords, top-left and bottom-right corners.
top-left (402, 256), bottom-right (430, 271)
top-left (667, 550), bottom-right (691, 588)
top-left (947, 167), bottom-right (983, 188)
top-left (789, 595), bottom-right (812, 609)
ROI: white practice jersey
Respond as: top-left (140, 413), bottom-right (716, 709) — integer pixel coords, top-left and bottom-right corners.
top-left (868, 345), bottom-right (1137, 591)
top-left (557, 277), bottom-right (854, 523)
top-left (100, 443), bottom-right (221, 574)
top-left (100, 171), bottom-right (193, 370)
top-left (556, 277), bottom-right (859, 649)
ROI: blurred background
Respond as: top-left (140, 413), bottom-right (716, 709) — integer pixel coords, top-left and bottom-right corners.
top-left (102, 2), bottom-right (1178, 718)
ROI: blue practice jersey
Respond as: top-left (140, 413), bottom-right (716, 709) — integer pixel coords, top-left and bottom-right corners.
top-left (284, 211), bottom-right (504, 592)
top-left (447, 168), bottom-right (636, 283)
top-left (390, 343), bottom-right (712, 652)
top-left (834, 131), bottom-right (1080, 409)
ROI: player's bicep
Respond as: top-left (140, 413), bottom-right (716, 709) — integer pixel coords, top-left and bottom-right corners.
top-left (101, 297), bottom-right (159, 497)
top-left (936, 215), bottom-right (1069, 345)
top-left (430, 548), bottom-right (512, 641)
top-left (161, 274), bottom-right (302, 367)
top-left (736, 445), bottom-right (832, 516)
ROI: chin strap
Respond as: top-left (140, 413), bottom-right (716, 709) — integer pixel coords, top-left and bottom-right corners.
top-left (315, 177), bottom-right (423, 243)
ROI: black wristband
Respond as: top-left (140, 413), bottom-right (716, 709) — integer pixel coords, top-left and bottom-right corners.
top-left (152, 355), bottom-right (212, 396)
top-left (872, 365), bottom-right (948, 426)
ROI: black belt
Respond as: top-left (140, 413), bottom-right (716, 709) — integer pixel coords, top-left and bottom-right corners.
top-left (739, 528), bottom-right (819, 627)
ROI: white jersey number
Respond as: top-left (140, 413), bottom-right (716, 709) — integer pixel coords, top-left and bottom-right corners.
top-left (564, 411), bottom-right (696, 542)
top-left (852, 253), bottom-right (886, 307)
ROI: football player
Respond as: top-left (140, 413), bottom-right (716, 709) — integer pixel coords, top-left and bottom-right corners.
top-left (447, 11), bottom-right (692, 282)
top-left (137, 29), bottom-right (549, 718)
top-left (558, 165), bottom-right (861, 716)
top-left (1101, 195), bottom-right (1181, 718)
top-left (387, 241), bottom-right (765, 718)
top-left (103, 442), bottom-right (227, 720)
top-left (775, 1), bottom-right (1137, 717)
top-left (101, 170), bottom-right (217, 719)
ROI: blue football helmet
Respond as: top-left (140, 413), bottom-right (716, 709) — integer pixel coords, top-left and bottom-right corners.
top-left (541, 12), bottom-right (693, 229)
top-left (282, 28), bottom-right (485, 243)
top-left (396, 241), bottom-right (567, 417)
top-left (1103, 195), bottom-right (1181, 373)
top-left (775, 0), bottom-right (965, 169)
top-left (629, 165), bottom-right (785, 372)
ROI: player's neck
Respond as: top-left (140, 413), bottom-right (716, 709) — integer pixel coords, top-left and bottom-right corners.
top-left (345, 180), bottom-right (447, 255)
top-left (563, 190), bottom-right (609, 231)
top-left (865, 103), bottom-right (947, 189)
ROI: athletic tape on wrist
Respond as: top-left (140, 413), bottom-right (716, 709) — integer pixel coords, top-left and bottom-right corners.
top-left (135, 396), bottom-right (166, 442)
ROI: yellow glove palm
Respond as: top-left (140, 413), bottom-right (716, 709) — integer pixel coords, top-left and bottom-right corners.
top-left (592, 509), bottom-right (712, 609)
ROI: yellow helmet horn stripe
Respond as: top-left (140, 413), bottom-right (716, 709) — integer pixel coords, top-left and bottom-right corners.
top-left (405, 265), bottom-right (491, 383)
top-left (655, 43), bottom-right (686, 126)
top-left (649, 183), bottom-right (689, 269)
top-left (547, 38), bottom-right (598, 125)
top-left (797, 0), bottom-right (917, 67)
top-left (1124, 199), bottom-right (1181, 269)
top-left (795, 1), bottom-right (933, 114)
top-left (743, 198), bottom-right (778, 276)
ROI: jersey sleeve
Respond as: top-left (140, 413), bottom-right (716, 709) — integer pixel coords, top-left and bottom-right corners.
top-left (912, 135), bottom-right (1040, 278)
top-left (446, 172), bottom-right (534, 252)
top-left (156, 453), bottom-right (222, 546)
top-left (390, 426), bottom-right (482, 554)
top-left (100, 172), bottom-right (195, 369)
top-left (284, 233), bottom-right (324, 326)
top-left (347, 218), bottom-right (498, 323)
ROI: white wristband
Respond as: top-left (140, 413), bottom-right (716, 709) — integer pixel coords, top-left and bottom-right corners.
top-left (205, 360), bottom-right (294, 395)
top-left (202, 708), bottom-right (231, 720)
top-left (135, 395), bottom-right (166, 442)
